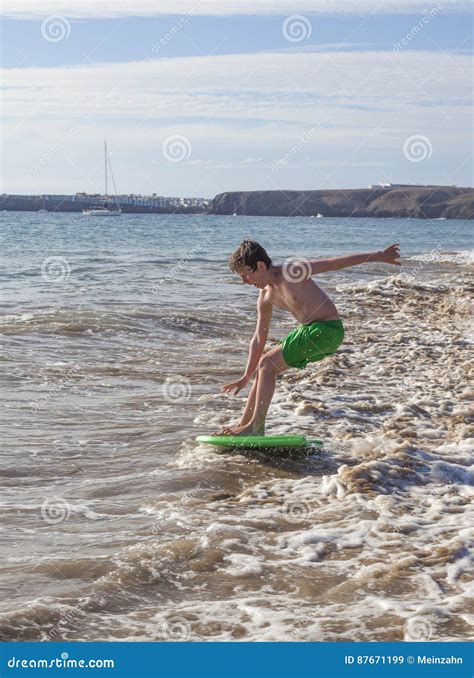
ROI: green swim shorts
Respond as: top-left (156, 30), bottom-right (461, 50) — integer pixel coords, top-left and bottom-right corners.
top-left (279, 319), bottom-right (344, 369)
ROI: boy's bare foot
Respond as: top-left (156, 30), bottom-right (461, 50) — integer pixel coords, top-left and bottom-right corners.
top-left (219, 423), bottom-right (262, 437)
top-left (211, 426), bottom-right (233, 436)
top-left (211, 424), bottom-right (240, 436)
top-left (212, 422), bottom-right (265, 436)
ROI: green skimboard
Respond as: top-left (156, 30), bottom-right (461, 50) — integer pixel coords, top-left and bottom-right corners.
top-left (196, 434), bottom-right (322, 449)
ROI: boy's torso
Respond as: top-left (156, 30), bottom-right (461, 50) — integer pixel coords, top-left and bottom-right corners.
top-left (262, 267), bottom-right (340, 324)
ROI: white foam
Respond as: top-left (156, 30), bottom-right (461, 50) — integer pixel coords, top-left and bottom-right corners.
top-left (221, 553), bottom-right (264, 577)
top-left (407, 249), bottom-right (474, 266)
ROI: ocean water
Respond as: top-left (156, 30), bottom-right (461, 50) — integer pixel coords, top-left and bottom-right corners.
top-left (0, 211), bottom-right (472, 642)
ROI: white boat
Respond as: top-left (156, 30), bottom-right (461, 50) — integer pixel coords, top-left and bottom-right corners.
top-left (83, 142), bottom-right (122, 216)
top-left (316, 213), bottom-right (324, 218)
top-left (83, 206), bottom-right (121, 216)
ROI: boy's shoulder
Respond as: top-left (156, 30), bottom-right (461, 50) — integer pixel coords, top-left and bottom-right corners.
top-left (258, 288), bottom-right (273, 307)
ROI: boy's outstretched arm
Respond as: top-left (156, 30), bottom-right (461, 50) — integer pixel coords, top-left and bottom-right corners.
top-left (310, 243), bottom-right (401, 275)
top-left (221, 293), bottom-right (273, 396)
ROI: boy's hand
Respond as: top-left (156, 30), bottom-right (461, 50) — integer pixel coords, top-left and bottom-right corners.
top-left (379, 243), bottom-right (401, 265)
top-left (221, 375), bottom-right (249, 395)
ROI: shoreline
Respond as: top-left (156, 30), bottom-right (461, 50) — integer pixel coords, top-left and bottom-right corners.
top-left (2, 185), bottom-right (473, 219)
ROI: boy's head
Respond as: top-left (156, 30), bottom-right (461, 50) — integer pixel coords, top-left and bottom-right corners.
top-left (229, 240), bottom-right (272, 288)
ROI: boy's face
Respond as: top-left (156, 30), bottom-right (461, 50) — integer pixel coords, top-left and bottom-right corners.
top-left (236, 262), bottom-right (267, 288)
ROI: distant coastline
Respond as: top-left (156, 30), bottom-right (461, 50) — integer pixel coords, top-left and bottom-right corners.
top-left (2, 185), bottom-right (473, 219)
top-left (210, 186), bottom-right (474, 220)
top-left (0, 193), bottom-right (210, 215)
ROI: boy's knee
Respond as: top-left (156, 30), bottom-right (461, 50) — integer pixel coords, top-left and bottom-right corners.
top-left (258, 354), bottom-right (276, 372)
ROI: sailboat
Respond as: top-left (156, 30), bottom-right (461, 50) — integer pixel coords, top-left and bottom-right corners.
top-left (82, 142), bottom-right (122, 216)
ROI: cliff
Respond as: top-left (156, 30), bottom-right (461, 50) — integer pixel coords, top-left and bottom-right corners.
top-left (210, 186), bottom-right (474, 220)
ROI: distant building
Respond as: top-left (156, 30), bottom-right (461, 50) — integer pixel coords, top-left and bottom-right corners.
top-left (73, 192), bottom-right (210, 209)
top-left (2, 192), bottom-right (210, 214)
top-left (368, 182), bottom-right (455, 189)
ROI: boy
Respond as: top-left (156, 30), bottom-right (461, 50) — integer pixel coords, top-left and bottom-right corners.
top-left (216, 239), bottom-right (400, 436)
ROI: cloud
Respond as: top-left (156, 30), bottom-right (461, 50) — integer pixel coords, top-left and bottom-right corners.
top-left (2, 49), bottom-right (471, 193)
top-left (2, 0), bottom-right (472, 18)
top-left (2, 50), bottom-right (471, 122)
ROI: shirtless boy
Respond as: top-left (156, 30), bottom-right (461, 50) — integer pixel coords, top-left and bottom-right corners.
top-left (216, 239), bottom-right (400, 436)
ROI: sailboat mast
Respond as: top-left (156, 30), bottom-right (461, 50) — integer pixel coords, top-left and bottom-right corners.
top-left (104, 141), bottom-right (108, 198)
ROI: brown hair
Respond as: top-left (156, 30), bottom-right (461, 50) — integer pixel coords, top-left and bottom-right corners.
top-left (229, 240), bottom-right (272, 272)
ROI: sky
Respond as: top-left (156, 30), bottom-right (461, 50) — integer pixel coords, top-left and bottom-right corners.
top-left (1, 0), bottom-right (472, 198)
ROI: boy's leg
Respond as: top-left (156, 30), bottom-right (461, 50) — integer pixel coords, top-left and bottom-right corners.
top-left (217, 372), bottom-right (262, 435)
top-left (250, 347), bottom-right (288, 432)
top-left (238, 372), bottom-right (260, 428)
top-left (223, 347), bottom-right (289, 436)
top-left (214, 372), bottom-right (259, 435)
